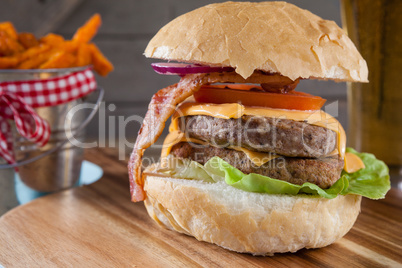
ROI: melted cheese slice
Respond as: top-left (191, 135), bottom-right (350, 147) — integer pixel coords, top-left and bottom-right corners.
top-left (162, 130), bottom-right (279, 167)
top-left (344, 152), bottom-right (365, 173)
top-left (170, 102), bottom-right (347, 157)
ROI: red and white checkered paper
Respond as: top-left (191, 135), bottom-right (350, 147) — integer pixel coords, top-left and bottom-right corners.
top-left (0, 67), bottom-right (97, 165)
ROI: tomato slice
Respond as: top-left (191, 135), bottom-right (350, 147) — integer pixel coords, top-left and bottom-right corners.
top-left (193, 84), bottom-right (326, 111)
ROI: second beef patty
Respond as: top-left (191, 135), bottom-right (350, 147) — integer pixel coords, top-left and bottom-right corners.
top-left (170, 142), bottom-right (344, 188)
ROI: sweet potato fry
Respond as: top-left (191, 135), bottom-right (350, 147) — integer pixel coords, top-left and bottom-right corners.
top-left (0, 22), bottom-right (18, 40)
top-left (73, 14), bottom-right (102, 43)
top-left (0, 30), bottom-right (24, 56)
top-left (18, 55), bottom-right (48, 69)
top-left (88, 43), bottom-right (113, 76)
top-left (40, 33), bottom-right (65, 46)
top-left (18, 48), bottom-right (60, 69)
top-left (0, 56), bottom-right (19, 68)
top-left (58, 40), bottom-right (79, 54)
top-left (3, 34), bottom-right (24, 55)
top-left (39, 51), bottom-right (76, 69)
top-left (0, 14), bottom-right (112, 73)
top-left (18, 32), bottom-right (39, 49)
top-left (0, 33), bottom-right (10, 56)
top-left (76, 43), bottom-right (92, 66)
top-left (19, 44), bottom-right (51, 62)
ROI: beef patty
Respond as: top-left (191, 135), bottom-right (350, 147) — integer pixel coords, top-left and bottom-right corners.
top-left (170, 142), bottom-right (344, 188)
top-left (178, 115), bottom-right (337, 158)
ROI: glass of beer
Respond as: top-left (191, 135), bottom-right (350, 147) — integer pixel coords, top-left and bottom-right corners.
top-left (341, 0), bottom-right (402, 174)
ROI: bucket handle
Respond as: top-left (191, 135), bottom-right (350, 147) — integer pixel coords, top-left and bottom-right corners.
top-left (0, 87), bottom-right (104, 169)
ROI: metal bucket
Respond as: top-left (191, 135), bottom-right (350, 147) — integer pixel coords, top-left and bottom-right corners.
top-left (0, 67), bottom-right (103, 192)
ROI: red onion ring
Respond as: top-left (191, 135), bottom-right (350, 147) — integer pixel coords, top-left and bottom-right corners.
top-left (151, 62), bottom-right (234, 75)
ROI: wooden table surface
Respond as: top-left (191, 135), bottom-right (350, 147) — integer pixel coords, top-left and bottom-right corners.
top-left (0, 148), bottom-right (401, 267)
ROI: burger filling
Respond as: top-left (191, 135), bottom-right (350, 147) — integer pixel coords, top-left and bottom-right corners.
top-left (130, 70), bottom-right (389, 201)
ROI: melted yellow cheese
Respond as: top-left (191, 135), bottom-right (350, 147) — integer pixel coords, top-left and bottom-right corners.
top-left (162, 130), bottom-right (279, 166)
top-left (344, 152), bottom-right (365, 173)
top-left (169, 102), bottom-right (347, 157)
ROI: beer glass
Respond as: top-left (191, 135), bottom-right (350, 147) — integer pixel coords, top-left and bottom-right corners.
top-left (341, 0), bottom-right (402, 169)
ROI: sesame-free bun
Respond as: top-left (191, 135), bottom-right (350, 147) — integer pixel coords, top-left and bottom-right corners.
top-left (145, 1), bottom-right (368, 82)
top-left (143, 166), bottom-right (361, 255)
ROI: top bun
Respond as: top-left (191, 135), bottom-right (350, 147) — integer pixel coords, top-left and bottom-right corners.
top-left (145, 1), bottom-right (368, 82)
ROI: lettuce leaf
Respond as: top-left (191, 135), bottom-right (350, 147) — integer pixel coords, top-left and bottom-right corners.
top-left (340, 148), bottom-right (390, 199)
top-left (159, 148), bottom-right (390, 199)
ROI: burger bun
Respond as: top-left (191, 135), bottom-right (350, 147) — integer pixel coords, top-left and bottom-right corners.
top-left (143, 165), bottom-right (361, 255)
top-left (145, 1), bottom-right (368, 82)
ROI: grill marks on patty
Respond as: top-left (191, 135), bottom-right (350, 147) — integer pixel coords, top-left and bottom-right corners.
top-left (178, 115), bottom-right (337, 158)
top-left (171, 142), bottom-right (344, 189)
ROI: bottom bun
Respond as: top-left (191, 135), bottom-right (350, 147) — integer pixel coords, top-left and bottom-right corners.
top-left (143, 165), bottom-right (361, 255)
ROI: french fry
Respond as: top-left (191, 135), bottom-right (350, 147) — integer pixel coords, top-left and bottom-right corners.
top-left (40, 33), bottom-right (65, 46)
top-left (88, 43), bottom-right (113, 76)
top-left (39, 51), bottom-right (76, 69)
top-left (18, 55), bottom-right (48, 69)
top-left (0, 22), bottom-right (18, 40)
top-left (19, 44), bottom-right (51, 62)
top-left (18, 48), bottom-right (60, 69)
top-left (0, 33), bottom-right (10, 56)
top-left (0, 56), bottom-right (19, 68)
top-left (73, 14), bottom-right (102, 43)
top-left (18, 32), bottom-right (39, 49)
top-left (76, 43), bottom-right (92, 66)
top-left (0, 15), bottom-right (112, 74)
top-left (3, 34), bottom-right (24, 55)
top-left (58, 40), bottom-right (79, 54)
top-left (0, 30), bottom-right (24, 56)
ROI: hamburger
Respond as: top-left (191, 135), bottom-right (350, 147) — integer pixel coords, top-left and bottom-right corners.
top-left (128, 1), bottom-right (390, 255)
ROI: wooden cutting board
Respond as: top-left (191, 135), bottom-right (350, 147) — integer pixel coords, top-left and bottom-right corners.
top-left (0, 148), bottom-right (401, 267)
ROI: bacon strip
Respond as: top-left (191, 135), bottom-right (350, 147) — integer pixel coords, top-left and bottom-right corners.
top-left (128, 71), bottom-right (295, 202)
